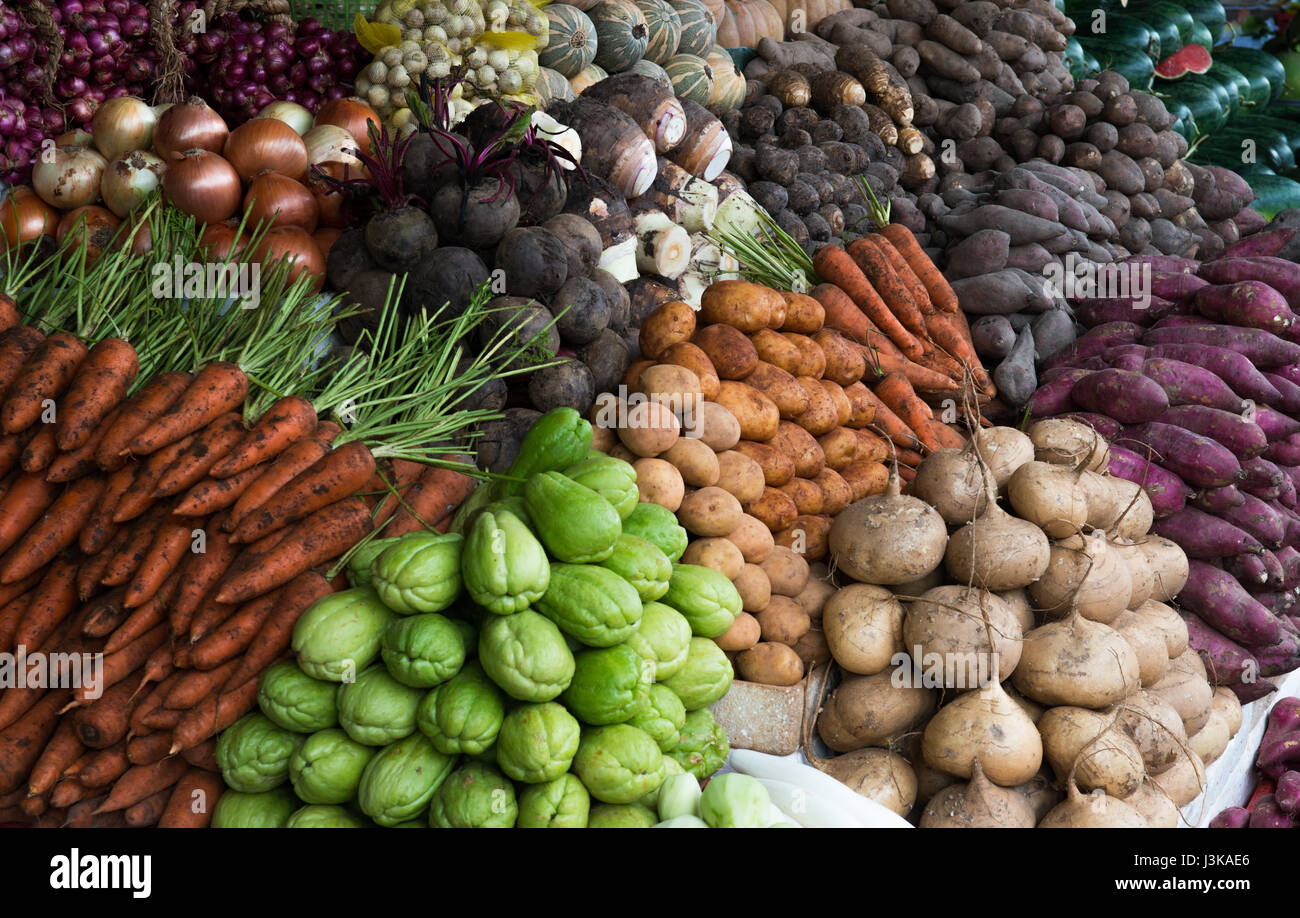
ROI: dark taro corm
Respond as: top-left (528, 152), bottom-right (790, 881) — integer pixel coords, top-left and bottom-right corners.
top-left (364, 206), bottom-right (439, 274)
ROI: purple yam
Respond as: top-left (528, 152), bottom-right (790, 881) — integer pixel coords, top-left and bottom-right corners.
top-left (1200, 256), bottom-right (1300, 307)
top-left (1150, 271), bottom-right (1211, 301)
top-left (1041, 322), bottom-right (1144, 372)
top-left (1262, 372), bottom-right (1300, 413)
top-left (1255, 404), bottom-right (1300, 441)
top-left (1150, 507), bottom-right (1264, 558)
top-left (1071, 368), bottom-right (1169, 423)
top-left (1274, 771), bottom-right (1300, 817)
top-left (1142, 358), bottom-right (1246, 412)
top-left (1060, 412), bottom-right (1122, 440)
top-left (1176, 560), bottom-right (1285, 646)
top-left (1192, 484), bottom-right (1247, 514)
top-left (1180, 610), bottom-right (1258, 684)
top-left (1277, 546), bottom-right (1300, 590)
top-left (1224, 552), bottom-right (1272, 587)
top-left (1157, 405), bottom-right (1268, 460)
top-left (1219, 492), bottom-right (1286, 548)
top-left (1118, 422), bottom-right (1243, 488)
top-left (1251, 632), bottom-right (1300, 677)
top-left (1241, 456), bottom-right (1286, 491)
top-left (1074, 295), bottom-right (1177, 328)
top-left (1248, 796), bottom-right (1296, 828)
top-left (1028, 368), bottom-right (1089, 417)
top-left (1121, 254), bottom-right (1198, 274)
top-left (1107, 445), bottom-right (1192, 516)
top-left (1220, 227), bottom-right (1297, 259)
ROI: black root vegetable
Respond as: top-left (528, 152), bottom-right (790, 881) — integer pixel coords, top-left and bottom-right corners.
top-left (431, 179), bottom-right (521, 248)
top-left (363, 206), bottom-right (438, 273)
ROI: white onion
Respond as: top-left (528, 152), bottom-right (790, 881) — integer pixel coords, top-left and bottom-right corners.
top-left (101, 150), bottom-right (167, 218)
top-left (303, 124), bottom-right (360, 168)
top-left (92, 96), bottom-right (157, 160)
top-left (258, 100), bottom-right (315, 136)
top-left (32, 146), bottom-right (108, 209)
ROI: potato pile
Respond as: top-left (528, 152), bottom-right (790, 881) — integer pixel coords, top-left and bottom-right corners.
top-left (813, 417), bottom-right (1240, 826)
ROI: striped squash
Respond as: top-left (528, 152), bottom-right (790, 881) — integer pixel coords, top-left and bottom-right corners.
top-left (669, 0), bottom-right (717, 57)
top-left (664, 53), bottom-right (715, 105)
top-left (589, 0), bottom-right (650, 72)
top-left (570, 62), bottom-right (610, 95)
top-left (705, 45), bottom-right (745, 112)
top-left (540, 5), bottom-right (598, 78)
top-left (636, 0), bottom-right (682, 65)
top-left (535, 66), bottom-right (577, 106)
top-left (627, 58), bottom-right (673, 87)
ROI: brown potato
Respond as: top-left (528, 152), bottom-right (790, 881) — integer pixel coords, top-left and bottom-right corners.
top-left (637, 364), bottom-right (703, 415)
top-left (695, 401), bottom-right (741, 451)
top-left (731, 441), bottom-right (796, 487)
top-left (777, 515), bottom-right (832, 561)
top-left (725, 513), bottom-right (776, 564)
top-left (660, 342), bottom-right (720, 401)
top-left (766, 293), bottom-right (787, 329)
top-left (814, 467), bottom-right (854, 516)
top-left (779, 477), bottom-right (824, 516)
top-left (713, 380), bottom-right (780, 442)
top-left (840, 459), bottom-right (890, 501)
top-left (757, 595), bottom-right (811, 645)
top-left (760, 545), bottom-right (811, 597)
top-left (819, 379), bottom-right (853, 427)
top-left (677, 485), bottom-right (744, 537)
top-left (634, 458), bottom-right (684, 511)
top-left (792, 627), bottom-right (831, 669)
top-left (609, 443), bottom-right (637, 463)
top-left (660, 436), bottom-right (720, 487)
top-left (843, 381), bottom-right (878, 427)
top-left (853, 429), bottom-right (890, 463)
top-left (693, 324), bottom-right (759, 380)
top-left (817, 427), bottom-right (860, 470)
top-left (779, 291), bottom-right (826, 334)
top-left (715, 611), bottom-right (761, 652)
top-left (749, 328), bottom-right (804, 376)
top-left (782, 332), bottom-right (826, 378)
top-left (771, 420), bottom-right (826, 478)
top-left (681, 537), bottom-right (746, 579)
top-left (743, 361), bottom-right (809, 419)
top-left (734, 563), bottom-right (773, 613)
top-left (745, 486), bottom-right (799, 532)
top-left (715, 450), bottom-right (767, 503)
top-left (639, 300), bottom-right (696, 359)
top-left (814, 329), bottom-right (867, 386)
top-left (623, 357), bottom-right (656, 391)
top-left (617, 399), bottom-right (681, 457)
top-left (699, 280), bottom-right (780, 332)
top-left (793, 376), bottom-right (839, 435)
top-left (737, 642), bottom-right (805, 685)
top-left (591, 417), bottom-right (618, 452)
top-left (795, 576), bottom-right (837, 623)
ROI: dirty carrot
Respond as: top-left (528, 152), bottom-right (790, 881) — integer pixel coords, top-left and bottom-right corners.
top-left (11, 558), bottom-right (78, 649)
top-left (210, 394), bottom-right (317, 479)
top-left (223, 571), bottom-right (332, 690)
top-left (80, 464), bottom-right (134, 555)
top-left (55, 336), bottom-right (139, 451)
top-left (49, 777), bottom-right (93, 808)
top-left (0, 325), bottom-right (46, 402)
top-left (0, 430), bottom-right (26, 478)
top-left (69, 621), bottom-right (169, 706)
top-left (169, 517), bottom-right (236, 636)
top-left (95, 371), bottom-right (191, 470)
top-left (164, 659), bottom-right (241, 711)
top-left (813, 245), bottom-right (925, 361)
top-left (926, 310), bottom-right (995, 396)
top-left (129, 672), bottom-right (183, 737)
top-left (179, 738), bottom-right (219, 771)
top-left (128, 362), bottom-right (248, 456)
top-left (0, 688), bottom-right (70, 795)
top-left (76, 741), bottom-right (130, 788)
top-left (225, 435), bottom-right (332, 531)
top-left (126, 731), bottom-right (174, 766)
top-left (169, 676), bottom-right (260, 753)
top-left (810, 282), bottom-right (872, 345)
top-left (64, 794), bottom-right (109, 827)
top-left (133, 642), bottom-right (175, 700)
top-left (880, 222), bottom-right (959, 314)
top-left (372, 458), bottom-right (427, 527)
top-left (187, 595), bottom-right (237, 645)
top-left (857, 385), bottom-right (921, 451)
top-left (2, 331), bottom-right (89, 434)
top-left (28, 719), bottom-right (84, 797)
top-left (0, 471), bottom-right (60, 554)
top-left (173, 462), bottom-right (266, 517)
top-left (846, 238), bottom-right (927, 339)
top-left (153, 411), bottom-right (246, 497)
top-left (0, 475), bottom-right (106, 583)
top-left (385, 462), bottom-right (479, 537)
top-left (71, 677), bottom-right (142, 749)
top-left (140, 705), bottom-right (183, 731)
top-left (123, 515), bottom-right (196, 608)
top-left (103, 596), bottom-right (166, 654)
top-left (868, 233), bottom-right (933, 316)
top-left (46, 405), bottom-right (121, 483)
top-left (0, 592), bottom-right (30, 654)
top-left (158, 768), bottom-right (224, 827)
top-left (19, 426), bottom-right (57, 472)
top-left (874, 372), bottom-right (941, 453)
top-left (96, 756), bottom-right (189, 813)
top-left (190, 590), bottom-right (281, 671)
top-left (123, 786), bottom-right (172, 826)
top-left (100, 502), bottom-right (175, 587)
top-left (112, 435), bottom-right (194, 522)
top-left (231, 440), bottom-right (376, 544)
top-left (81, 586), bottom-right (128, 637)
top-left (0, 293), bottom-right (18, 331)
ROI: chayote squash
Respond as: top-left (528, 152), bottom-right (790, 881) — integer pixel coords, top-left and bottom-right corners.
top-left (370, 532), bottom-right (464, 614)
top-left (599, 533), bottom-right (672, 602)
top-left (653, 814), bottom-right (709, 827)
top-left (561, 643), bottom-right (651, 726)
top-left (637, 753), bottom-right (684, 811)
top-left (660, 637), bottom-right (734, 710)
top-left (428, 762), bottom-right (518, 828)
top-left (621, 502), bottom-right (688, 561)
top-left (500, 407), bottom-right (594, 497)
top-left (667, 708), bottom-right (729, 780)
top-left (380, 613), bottom-right (466, 687)
top-left (211, 787), bottom-right (297, 828)
top-left (661, 563), bottom-right (741, 638)
top-left (347, 537), bottom-right (402, 589)
top-left (624, 601), bottom-right (692, 681)
top-left (534, 563), bottom-right (643, 648)
top-left (416, 661), bottom-right (506, 756)
top-left (495, 702), bottom-right (582, 784)
top-left (564, 455), bottom-right (639, 519)
top-left (289, 728), bottom-right (376, 805)
top-left (336, 665), bottom-right (425, 746)
top-left (292, 587), bottom-right (396, 682)
top-left (215, 714), bottom-right (304, 793)
top-left (524, 471), bottom-right (622, 563)
top-left (572, 724), bottom-right (668, 804)
top-left (628, 683), bottom-right (687, 752)
top-left (285, 805), bottom-right (368, 828)
top-left (587, 802), bottom-right (658, 827)
top-left (462, 509), bottom-right (550, 615)
top-left (656, 771), bottom-right (702, 821)
top-left (700, 773), bottom-right (771, 828)
top-left (477, 609), bottom-right (576, 702)
top-left (516, 774), bottom-right (591, 828)
top-left (257, 661), bottom-right (339, 733)
top-left (357, 733), bottom-right (456, 826)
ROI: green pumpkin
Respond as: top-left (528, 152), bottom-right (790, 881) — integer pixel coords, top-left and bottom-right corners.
top-left (540, 4), bottom-right (598, 78)
top-left (636, 0), bottom-right (682, 65)
top-left (664, 53), bottom-right (714, 105)
top-left (590, 0), bottom-right (649, 72)
top-left (535, 66), bottom-right (577, 105)
top-left (668, 0), bottom-right (716, 57)
top-left (627, 58), bottom-right (672, 87)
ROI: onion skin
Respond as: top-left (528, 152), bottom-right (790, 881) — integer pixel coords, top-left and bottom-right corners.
top-left (32, 145), bottom-right (108, 209)
top-left (224, 118), bottom-right (308, 183)
top-left (1, 187), bottom-right (59, 250)
top-left (162, 149), bottom-right (242, 224)
top-left (101, 149), bottom-right (165, 217)
top-left (243, 172), bottom-right (319, 233)
top-left (308, 161), bottom-right (349, 228)
top-left (56, 205), bottom-right (121, 266)
top-left (154, 96), bottom-right (229, 162)
top-left (198, 221), bottom-right (248, 261)
top-left (254, 227), bottom-right (324, 293)
top-left (312, 227), bottom-right (342, 261)
top-left (257, 100), bottom-right (313, 135)
top-left (91, 95), bottom-right (156, 160)
top-left (312, 97), bottom-right (380, 155)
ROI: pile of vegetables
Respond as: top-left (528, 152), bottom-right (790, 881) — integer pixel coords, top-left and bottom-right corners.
top-left (1211, 696), bottom-right (1300, 828)
top-left (201, 407), bottom-right (738, 828)
top-left (1033, 241), bottom-right (1300, 700)
top-left (814, 416), bottom-right (1238, 826)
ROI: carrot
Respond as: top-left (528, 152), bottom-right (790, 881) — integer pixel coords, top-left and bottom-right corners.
top-left (874, 372), bottom-right (943, 454)
top-left (158, 768), bottom-right (224, 827)
top-left (245, 523), bottom-right (293, 556)
top-left (2, 331), bottom-right (89, 434)
top-left (869, 233), bottom-right (933, 316)
top-left (231, 440), bottom-right (376, 544)
top-left (180, 738), bottom-right (219, 771)
top-left (810, 282), bottom-right (872, 344)
top-left (28, 718), bottom-right (84, 796)
top-left (384, 461), bottom-right (479, 537)
top-left (124, 786), bottom-right (172, 826)
top-left (164, 659), bottom-right (241, 710)
top-left (924, 417), bottom-right (968, 450)
top-left (188, 595), bottom-right (237, 645)
top-left (223, 571), bottom-right (332, 690)
top-left (82, 585), bottom-right (128, 637)
top-left (129, 362), bottom-right (248, 456)
top-left (813, 245), bottom-right (925, 361)
top-left (72, 676), bottom-right (142, 749)
top-left (103, 596), bottom-right (166, 654)
top-left (0, 688), bottom-right (70, 794)
top-left (0, 325), bottom-right (46, 402)
top-left (210, 394), bottom-right (317, 479)
top-left (0, 475), bottom-right (105, 583)
top-left (123, 515), bottom-right (196, 609)
top-left (59, 748), bottom-right (94, 781)
top-left (169, 675), bottom-right (260, 754)
top-left (0, 592), bottom-right (31, 654)
top-left (19, 425), bottom-right (57, 472)
top-left (0, 293), bottom-right (18, 331)
top-left (880, 222), bottom-right (959, 314)
top-left (80, 464), bottom-right (134, 555)
top-left (863, 345), bottom-right (960, 392)
top-left (77, 741), bottom-right (130, 788)
top-left (153, 411), bottom-right (246, 497)
top-left (112, 435), bottom-right (193, 523)
top-left (897, 448), bottom-right (925, 468)
top-left (0, 430), bottom-right (27, 478)
top-left (372, 458), bottom-right (427, 527)
top-left (65, 794), bottom-right (109, 827)
top-left (173, 462), bottom-right (266, 517)
top-left (846, 238), bottom-right (928, 339)
top-left (140, 705), bottom-right (183, 731)
top-left (172, 642), bottom-right (193, 669)
top-left (46, 408), bottom-right (119, 484)
top-left (100, 502), bottom-right (175, 587)
top-left (190, 589), bottom-right (281, 671)
top-left (19, 792), bottom-right (47, 817)
top-left (169, 516), bottom-right (236, 635)
top-left (69, 621), bottom-right (169, 707)
top-left (0, 471), bottom-right (59, 553)
top-left (926, 310), bottom-right (995, 396)
top-left (225, 434), bottom-right (332, 531)
top-left (217, 496), bottom-right (373, 604)
top-left (0, 569), bottom-right (39, 611)
top-left (127, 731), bottom-right (175, 765)
top-left (857, 385), bottom-right (922, 451)
top-left (134, 642), bottom-right (175, 700)
top-left (49, 777), bottom-right (94, 808)
top-left (96, 756), bottom-right (189, 813)
top-left (11, 558), bottom-right (78, 649)
top-left (95, 370), bottom-right (191, 470)
top-left (55, 336), bottom-right (139, 451)
top-left (129, 671), bottom-right (183, 737)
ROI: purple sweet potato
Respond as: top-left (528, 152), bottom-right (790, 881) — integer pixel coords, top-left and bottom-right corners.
top-left (1027, 368), bottom-right (1089, 417)
top-left (1121, 254), bottom-right (1198, 275)
top-left (1277, 546), bottom-right (1300, 590)
top-left (1142, 324), bottom-right (1300, 369)
top-left (1248, 795), bottom-right (1296, 828)
top-left (1150, 315), bottom-right (1214, 329)
top-left (1041, 321), bottom-right (1145, 372)
top-left (1060, 412), bottom-right (1122, 440)
top-left (1150, 271), bottom-right (1210, 301)
top-left (1118, 422), bottom-right (1243, 487)
top-left (1074, 295), bottom-right (1176, 328)
top-left (1264, 438), bottom-right (1300, 466)
top-left (1192, 484), bottom-right (1247, 514)
top-left (1208, 806), bottom-right (1251, 828)
top-left (1257, 696), bottom-right (1300, 780)
top-left (1279, 474), bottom-right (1296, 509)
top-left (1150, 507), bottom-right (1263, 558)
top-left (1251, 589), bottom-right (1300, 617)
top-left (1180, 610), bottom-right (1258, 685)
top-left (1144, 344), bottom-right (1282, 403)
top-left (1141, 358), bottom-right (1246, 412)
top-left (1220, 227), bottom-right (1297, 260)
top-left (1200, 256), bottom-right (1300, 307)
top-left (1219, 492), bottom-right (1286, 548)
top-left (1274, 771), bottom-right (1300, 817)
top-left (1157, 405), bottom-right (1268, 460)
top-left (1273, 363), bottom-right (1300, 388)
top-left (1230, 207), bottom-right (1270, 238)
top-left (1261, 549), bottom-right (1286, 588)
top-left (1179, 560), bottom-right (1286, 646)
top-left (1193, 281), bottom-right (1295, 332)
top-left (1262, 372), bottom-right (1300, 413)
top-left (1232, 678), bottom-right (1279, 703)
top-left (1107, 445), bottom-right (1192, 516)
top-left (1071, 368), bottom-right (1169, 422)
top-left (1225, 551), bottom-right (1272, 587)
top-left (1255, 404), bottom-right (1300, 441)
top-left (1251, 632), bottom-right (1300, 677)
top-left (1241, 456), bottom-right (1286, 491)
